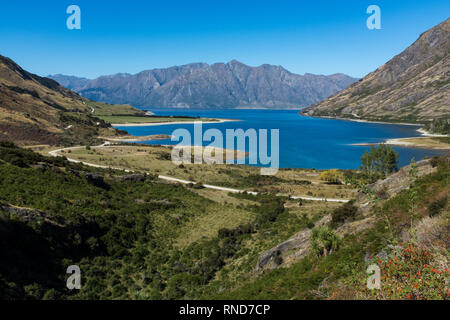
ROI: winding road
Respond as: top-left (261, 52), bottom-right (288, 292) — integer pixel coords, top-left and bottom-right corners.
top-left (48, 143), bottom-right (349, 203)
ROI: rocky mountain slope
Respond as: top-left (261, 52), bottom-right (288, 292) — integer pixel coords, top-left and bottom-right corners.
top-left (49, 61), bottom-right (357, 109)
top-left (302, 19), bottom-right (450, 122)
top-left (0, 55), bottom-right (139, 145)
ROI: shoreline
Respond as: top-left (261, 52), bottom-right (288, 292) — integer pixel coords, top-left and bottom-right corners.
top-left (340, 117), bottom-right (423, 127)
top-left (301, 114), bottom-right (449, 150)
top-left (416, 128), bottom-right (448, 137)
top-left (111, 118), bottom-right (241, 127)
top-left (99, 134), bottom-right (172, 142)
top-left (351, 136), bottom-right (450, 150)
top-left (299, 113), bottom-right (423, 127)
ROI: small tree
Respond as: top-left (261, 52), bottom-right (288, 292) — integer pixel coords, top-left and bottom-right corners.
top-left (360, 145), bottom-right (399, 179)
top-left (319, 169), bottom-right (342, 184)
top-left (310, 226), bottom-right (340, 256)
top-left (425, 118), bottom-right (450, 134)
top-left (408, 159), bottom-right (419, 228)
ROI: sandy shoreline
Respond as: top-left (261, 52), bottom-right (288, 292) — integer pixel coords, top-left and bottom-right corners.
top-left (342, 118), bottom-right (423, 127)
top-left (416, 128), bottom-right (448, 137)
top-left (299, 114), bottom-right (424, 127)
top-left (305, 114), bottom-right (448, 150)
top-left (111, 118), bottom-right (240, 127)
top-left (351, 136), bottom-right (450, 150)
top-left (384, 137), bottom-right (449, 150)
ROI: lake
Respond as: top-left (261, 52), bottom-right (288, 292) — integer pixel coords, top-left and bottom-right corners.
top-left (114, 109), bottom-right (448, 170)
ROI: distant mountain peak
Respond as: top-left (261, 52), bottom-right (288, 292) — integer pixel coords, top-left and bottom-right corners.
top-left (227, 59), bottom-right (244, 65)
top-left (49, 61), bottom-right (358, 109)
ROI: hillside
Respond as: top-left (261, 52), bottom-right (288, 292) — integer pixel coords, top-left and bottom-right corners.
top-left (0, 55), bottom-right (143, 145)
top-left (0, 142), bottom-right (447, 300)
top-left (302, 19), bottom-right (450, 122)
top-left (49, 61), bottom-right (357, 109)
top-left (209, 157), bottom-right (449, 300)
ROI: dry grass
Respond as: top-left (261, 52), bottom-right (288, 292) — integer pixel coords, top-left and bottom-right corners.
top-left (43, 144), bottom-right (357, 200)
top-left (414, 214), bottom-right (449, 252)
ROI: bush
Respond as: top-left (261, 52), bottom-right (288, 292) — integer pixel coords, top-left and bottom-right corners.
top-left (430, 156), bottom-right (440, 168)
top-left (330, 201), bottom-right (358, 228)
top-left (310, 226), bottom-right (340, 256)
top-left (428, 196), bottom-right (447, 217)
top-left (274, 250), bottom-right (283, 265)
top-left (319, 169), bottom-right (342, 184)
top-left (365, 244), bottom-right (448, 300)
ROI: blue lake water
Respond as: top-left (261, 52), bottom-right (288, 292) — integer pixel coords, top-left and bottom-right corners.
top-left (114, 109), bottom-right (448, 170)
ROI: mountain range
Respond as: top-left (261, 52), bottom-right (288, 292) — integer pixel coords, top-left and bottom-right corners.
top-left (1, 18), bottom-right (448, 147)
top-left (49, 61), bottom-right (358, 109)
top-left (302, 18), bottom-right (450, 122)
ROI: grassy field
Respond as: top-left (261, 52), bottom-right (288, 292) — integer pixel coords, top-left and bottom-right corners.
top-left (97, 115), bottom-right (217, 124)
top-left (385, 136), bottom-right (450, 150)
top-left (81, 100), bottom-right (218, 125)
top-left (37, 143), bottom-right (357, 253)
top-left (5, 141), bottom-right (448, 300)
top-left (431, 136), bottom-right (450, 144)
top-left (41, 144), bottom-right (357, 199)
top-left (1, 142), bottom-right (349, 300)
top-left (86, 100), bottom-right (145, 116)
top-left (207, 157), bottom-right (449, 300)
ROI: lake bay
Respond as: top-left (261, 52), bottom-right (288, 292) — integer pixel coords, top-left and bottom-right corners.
top-left (114, 109), bottom-right (448, 169)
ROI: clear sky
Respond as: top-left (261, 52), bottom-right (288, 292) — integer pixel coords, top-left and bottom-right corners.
top-left (0, 0), bottom-right (448, 79)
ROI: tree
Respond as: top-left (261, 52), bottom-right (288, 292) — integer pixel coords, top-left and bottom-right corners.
top-left (360, 145), bottom-right (399, 178)
top-left (319, 169), bottom-right (342, 184)
top-left (384, 147), bottom-right (399, 173)
top-left (310, 226), bottom-right (340, 256)
top-left (425, 118), bottom-right (450, 134)
top-left (408, 159), bottom-right (419, 227)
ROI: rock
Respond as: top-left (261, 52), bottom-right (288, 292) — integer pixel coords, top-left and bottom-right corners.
top-left (255, 215), bottom-right (331, 272)
top-left (1, 204), bottom-right (65, 225)
top-left (118, 173), bottom-right (146, 182)
top-left (30, 162), bottom-right (47, 172)
top-left (1, 205), bottom-right (43, 222)
top-left (359, 158), bottom-right (436, 203)
top-left (81, 171), bottom-right (109, 189)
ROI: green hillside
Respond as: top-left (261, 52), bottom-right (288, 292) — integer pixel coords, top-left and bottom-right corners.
top-left (0, 142), bottom-right (448, 300)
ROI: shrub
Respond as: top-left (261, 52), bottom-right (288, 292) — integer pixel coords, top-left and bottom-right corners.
top-left (375, 187), bottom-right (389, 200)
top-left (192, 183), bottom-right (205, 189)
top-left (330, 201), bottom-right (358, 228)
top-left (319, 169), bottom-right (342, 184)
top-left (430, 156), bottom-right (440, 168)
top-left (368, 244), bottom-right (448, 300)
top-left (428, 196), bottom-right (447, 217)
top-left (310, 226), bottom-right (340, 256)
top-left (274, 250), bottom-right (283, 265)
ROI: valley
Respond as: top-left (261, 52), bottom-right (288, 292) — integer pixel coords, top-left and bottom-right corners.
top-left (0, 12), bottom-right (448, 303)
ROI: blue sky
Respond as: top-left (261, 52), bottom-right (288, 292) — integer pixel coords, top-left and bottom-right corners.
top-left (0, 0), bottom-right (448, 79)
